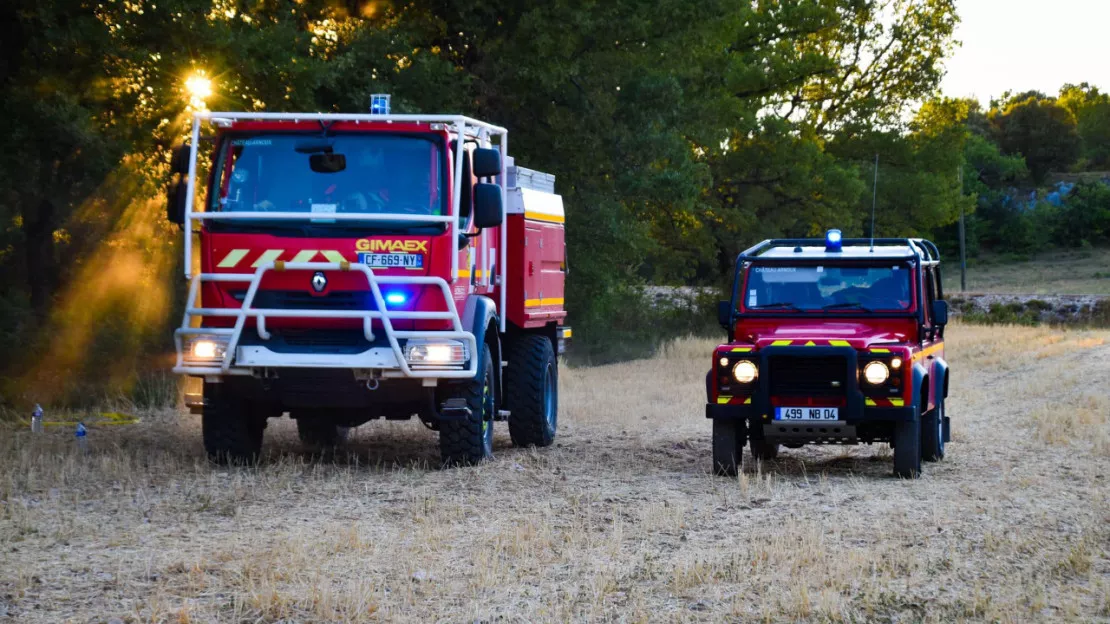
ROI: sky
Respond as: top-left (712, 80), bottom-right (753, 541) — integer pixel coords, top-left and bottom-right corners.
top-left (941, 0), bottom-right (1109, 105)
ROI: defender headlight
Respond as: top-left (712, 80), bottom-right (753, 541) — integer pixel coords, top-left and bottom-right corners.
top-left (732, 360), bottom-right (758, 384)
top-left (404, 339), bottom-right (469, 367)
top-left (863, 361), bottom-right (890, 385)
top-left (184, 335), bottom-right (229, 364)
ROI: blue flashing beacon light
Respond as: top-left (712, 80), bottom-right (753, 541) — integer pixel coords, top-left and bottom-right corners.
top-left (370, 93), bottom-right (391, 115)
top-left (825, 228), bottom-right (843, 252)
top-left (384, 291), bottom-right (407, 306)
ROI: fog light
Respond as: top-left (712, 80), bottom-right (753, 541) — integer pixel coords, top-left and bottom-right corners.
top-left (185, 335), bottom-right (229, 364)
top-left (404, 339), bottom-right (469, 366)
top-left (732, 360), bottom-right (757, 384)
top-left (863, 361), bottom-right (890, 385)
top-left (891, 357), bottom-right (902, 369)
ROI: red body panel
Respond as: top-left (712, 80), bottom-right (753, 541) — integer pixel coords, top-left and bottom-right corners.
top-left (505, 214), bottom-right (568, 329)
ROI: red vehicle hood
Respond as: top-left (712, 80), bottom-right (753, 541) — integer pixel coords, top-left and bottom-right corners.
top-left (737, 319), bottom-right (916, 350)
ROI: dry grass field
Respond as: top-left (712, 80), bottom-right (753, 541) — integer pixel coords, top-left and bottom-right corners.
top-left (946, 249), bottom-right (1110, 295)
top-left (2, 324), bottom-right (1109, 623)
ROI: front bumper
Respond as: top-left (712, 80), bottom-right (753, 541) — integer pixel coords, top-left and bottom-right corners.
top-left (706, 344), bottom-right (916, 424)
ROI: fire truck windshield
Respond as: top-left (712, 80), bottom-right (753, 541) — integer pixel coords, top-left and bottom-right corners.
top-left (209, 132), bottom-right (445, 233)
top-left (743, 264), bottom-right (913, 312)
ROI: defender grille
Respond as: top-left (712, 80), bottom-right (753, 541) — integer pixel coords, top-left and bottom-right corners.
top-left (768, 355), bottom-right (847, 396)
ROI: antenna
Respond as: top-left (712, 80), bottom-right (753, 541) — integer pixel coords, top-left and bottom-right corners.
top-left (869, 153), bottom-right (879, 251)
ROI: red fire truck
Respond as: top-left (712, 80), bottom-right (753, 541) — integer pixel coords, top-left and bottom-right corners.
top-left (167, 102), bottom-right (569, 465)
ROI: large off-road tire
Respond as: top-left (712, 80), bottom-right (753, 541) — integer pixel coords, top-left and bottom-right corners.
top-left (295, 416), bottom-right (350, 451)
top-left (750, 438), bottom-right (780, 461)
top-left (712, 418), bottom-right (745, 476)
top-left (506, 334), bottom-right (558, 448)
top-left (202, 382), bottom-right (266, 465)
top-left (921, 397), bottom-right (946, 462)
top-left (893, 408), bottom-right (922, 479)
top-left (439, 343), bottom-right (495, 466)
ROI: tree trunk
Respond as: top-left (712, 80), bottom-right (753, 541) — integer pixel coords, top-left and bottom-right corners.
top-left (23, 198), bottom-right (55, 319)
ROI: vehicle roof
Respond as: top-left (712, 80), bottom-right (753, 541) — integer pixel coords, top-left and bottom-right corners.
top-left (755, 245), bottom-right (915, 260)
top-left (737, 237), bottom-right (940, 267)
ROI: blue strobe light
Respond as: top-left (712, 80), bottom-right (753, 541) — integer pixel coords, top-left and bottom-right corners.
top-left (385, 291), bottom-right (406, 306)
top-left (826, 229), bottom-right (843, 252)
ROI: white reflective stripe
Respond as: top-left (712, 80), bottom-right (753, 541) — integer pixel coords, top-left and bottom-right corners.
top-left (290, 250), bottom-right (318, 263)
top-left (321, 250), bottom-right (346, 263)
top-left (217, 249), bottom-right (249, 268)
top-left (251, 250), bottom-right (283, 268)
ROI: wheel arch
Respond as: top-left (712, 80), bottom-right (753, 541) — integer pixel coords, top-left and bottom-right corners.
top-left (462, 295), bottom-right (502, 403)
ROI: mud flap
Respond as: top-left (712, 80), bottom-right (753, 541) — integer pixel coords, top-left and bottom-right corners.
top-left (438, 397), bottom-right (473, 421)
top-left (942, 415), bottom-right (951, 443)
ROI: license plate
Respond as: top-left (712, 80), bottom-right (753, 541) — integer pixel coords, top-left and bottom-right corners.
top-left (775, 407), bottom-right (839, 421)
top-left (358, 253), bottom-right (423, 269)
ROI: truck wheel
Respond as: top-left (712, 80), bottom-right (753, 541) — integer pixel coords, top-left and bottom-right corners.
top-left (506, 334), bottom-right (558, 448)
top-left (202, 382), bottom-right (265, 465)
top-left (921, 398), bottom-right (946, 462)
top-left (892, 408), bottom-right (922, 478)
top-left (750, 438), bottom-right (780, 461)
top-left (712, 419), bottom-right (745, 476)
top-left (295, 416), bottom-right (350, 451)
top-left (439, 343), bottom-right (495, 466)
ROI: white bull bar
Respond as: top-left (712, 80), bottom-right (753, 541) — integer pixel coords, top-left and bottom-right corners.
top-left (173, 261), bottom-right (478, 379)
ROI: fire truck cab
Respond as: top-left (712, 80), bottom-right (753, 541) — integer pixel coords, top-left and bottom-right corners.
top-left (167, 104), bottom-right (568, 466)
top-left (707, 231), bottom-right (950, 478)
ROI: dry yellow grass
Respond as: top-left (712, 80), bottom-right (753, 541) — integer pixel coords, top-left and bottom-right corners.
top-left (2, 323), bottom-right (1109, 622)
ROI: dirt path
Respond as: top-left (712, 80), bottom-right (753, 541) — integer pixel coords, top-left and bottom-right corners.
top-left (1, 324), bottom-right (1108, 622)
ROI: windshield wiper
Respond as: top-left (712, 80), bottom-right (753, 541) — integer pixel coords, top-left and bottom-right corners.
top-left (751, 302), bottom-right (803, 311)
top-left (822, 302), bottom-right (873, 312)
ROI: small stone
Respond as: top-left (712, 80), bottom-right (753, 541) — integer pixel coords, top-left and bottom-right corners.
top-left (411, 569), bottom-right (431, 582)
top-left (510, 463), bottom-right (525, 472)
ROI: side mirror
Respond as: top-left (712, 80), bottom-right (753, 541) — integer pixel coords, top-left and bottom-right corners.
top-left (166, 180), bottom-right (187, 225)
top-left (932, 299), bottom-right (949, 326)
top-left (472, 147), bottom-right (501, 178)
top-left (170, 143), bottom-right (191, 175)
top-left (473, 183), bottom-right (503, 229)
top-left (718, 300), bottom-right (732, 328)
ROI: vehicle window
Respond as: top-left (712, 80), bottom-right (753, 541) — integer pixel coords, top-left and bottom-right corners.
top-left (924, 268), bottom-right (938, 324)
top-left (211, 133), bottom-right (444, 218)
top-left (743, 265), bottom-right (913, 312)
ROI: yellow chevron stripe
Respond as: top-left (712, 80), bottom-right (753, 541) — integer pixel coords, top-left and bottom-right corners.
top-left (730, 347), bottom-right (752, 352)
top-left (770, 340), bottom-right (793, 346)
top-left (804, 340), bottom-right (817, 346)
top-left (870, 348), bottom-right (891, 353)
top-left (913, 342), bottom-right (945, 362)
top-left (743, 397), bottom-right (752, 405)
top-left (217, 249), bottom-right (249, 268)
top-left (321, 250), bottom-right (346, 263)
top-left (717, 396), bottom-right (732, 405)
top-left (865, 398), bottom-right (877, 407)
top-left (890, 398), bottom-right (905, 407)
top-left (252, 250), bottom-right (283, 268)
top-left (829, 340), bottom-right (851, 347)
top-left (290, 250), bottom-right (318, 263)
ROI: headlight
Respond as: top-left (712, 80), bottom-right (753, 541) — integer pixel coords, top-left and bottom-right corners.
top-left (184, 335), bottom-right (229, 364)
top-left (404, 339), bottom-right (469, 367)
top-left (863, 361), bottom-right (890, 385)
top-left (732, 360), bottom-right (757, 384)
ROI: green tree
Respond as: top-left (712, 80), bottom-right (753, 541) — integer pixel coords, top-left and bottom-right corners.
top-left (988, 96), bottom-right (1080, 182)
top-left (1058, 83), bottom-right (1110, 169)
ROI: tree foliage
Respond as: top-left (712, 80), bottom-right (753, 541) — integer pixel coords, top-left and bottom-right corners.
top-left (988, 95), bottom-right (1081, 182)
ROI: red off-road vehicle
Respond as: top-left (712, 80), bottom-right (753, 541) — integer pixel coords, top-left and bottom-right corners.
top-left (707, 231), bottom-right (950, 478)
top-left (167, 102), bottom-right (569, 465)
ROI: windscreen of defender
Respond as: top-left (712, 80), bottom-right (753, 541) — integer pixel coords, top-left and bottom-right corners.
top-left (743, 264), bottom-right (914, 312)
top-left (209, 133), bottom-right (445, 232)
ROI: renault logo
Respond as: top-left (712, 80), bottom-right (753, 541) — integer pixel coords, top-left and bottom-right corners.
top-left (311, 272), bottom-right (327, 293)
